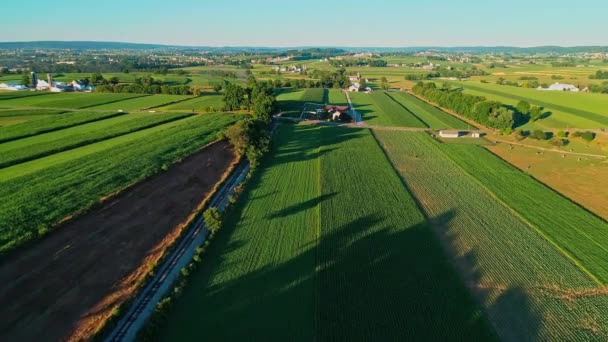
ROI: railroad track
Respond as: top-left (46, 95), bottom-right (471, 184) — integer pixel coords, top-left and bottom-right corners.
top-left (105, 160), bottom-right (250, 342)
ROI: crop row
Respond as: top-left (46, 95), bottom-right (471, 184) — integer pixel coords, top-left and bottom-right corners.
top-left (0, 111), bottom-right (126, 143)
top-left (156, 123), bottom-right (495, 341)
top-left (374, 131), bottom-right (608, 340)
top-left (440, 143), bottom-right (608, 283)
top-left (0, 113), bottom-right (241, 255)
top-left (88, 94), bottom-right (194, 111)
top-left (0, 113), bottom-right (193, 168)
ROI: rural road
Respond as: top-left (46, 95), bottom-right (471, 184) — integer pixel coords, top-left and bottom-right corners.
top-left (344, 90), bottom-right (362, 124)
top-left (104, 159), bottom-right (250, 342)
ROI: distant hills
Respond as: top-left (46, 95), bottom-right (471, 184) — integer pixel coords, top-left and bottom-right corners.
top-left (0, 41), bottom-right (607, 54)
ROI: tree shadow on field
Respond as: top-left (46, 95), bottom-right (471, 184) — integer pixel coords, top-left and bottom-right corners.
top-left (267, 193), bottom-right (336, 219)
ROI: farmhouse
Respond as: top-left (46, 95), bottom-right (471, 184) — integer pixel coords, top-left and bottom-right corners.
top-left (439, 130), bottom-right (461, 138)
top-left (71, 80), bottom-right (95, 92)
top-left (0, 82), bottom-right (28, 91)
top-left (326, 105), bottom-right (350, 121)
top-left (540, 83), bottom-right (580, 92)
top-left (349, 72), bottom-right (361, 82)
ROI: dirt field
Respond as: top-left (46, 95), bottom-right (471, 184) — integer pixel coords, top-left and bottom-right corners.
top-left (0, 141), bottom-right (236, 341)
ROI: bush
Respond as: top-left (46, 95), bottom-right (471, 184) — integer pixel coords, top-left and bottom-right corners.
top-left (514, 129), bottom-right (527, 141)
top-left (556, 131), bottom-right (567, 138)
top-left (529, 130), bottom-right (548, 140)
top-left (580, 131), bottom-right (596, 142)
top-left (550, 138), bottom-right (567, 147)
top-left (203, 207), bottom-right (222, 233)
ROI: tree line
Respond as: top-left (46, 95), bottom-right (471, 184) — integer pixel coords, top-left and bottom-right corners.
top-left (412, 82), bottom-right (534, 130)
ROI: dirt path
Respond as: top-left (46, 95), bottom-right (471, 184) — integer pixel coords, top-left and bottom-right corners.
top-left (0, 141), bottom-right (236, 342)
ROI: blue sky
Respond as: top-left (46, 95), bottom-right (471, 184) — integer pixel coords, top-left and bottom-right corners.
top-left (1, 0), bottom-right (607, 47)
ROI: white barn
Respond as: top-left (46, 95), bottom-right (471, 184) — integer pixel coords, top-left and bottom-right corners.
top-left (541, 83), bottom-right (580, 92)
top-left (0, 82), bottom-right (28, 91)
top-left (439, 130), bottom-right (461, 138)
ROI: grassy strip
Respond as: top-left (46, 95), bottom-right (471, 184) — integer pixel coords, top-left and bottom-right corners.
top-left (0, 111), bottom-right (125, 143)
top-left (389, 91), bottom-right (470, 129)
top-left (0, 113), bottom-right (193, 168)
top-left (0, 109), bottom-right (65, 117)
top-left (0, 114), bottom-right (242, 256)
top-left (350, 92), bottom-right (426, 127)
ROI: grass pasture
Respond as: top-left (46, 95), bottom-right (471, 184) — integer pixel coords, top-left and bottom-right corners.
top-left (350, 91), bottom-right (426, 127)
top-left (454, 81), bottom-right (608, 129)
top-left (439, 143), bottom-right (608, 283)
top-left (156, 123), bottom-right (494, 341)
top-left (375, 131), bottom-right (608, 340)
top-left (0, 113), bottom-right (241, 255)
top-left (388, 92), bottom-right (470, 129)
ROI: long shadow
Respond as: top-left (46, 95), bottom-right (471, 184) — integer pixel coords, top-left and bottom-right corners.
top-left (153, 124), bottom-right (543, 342)
top-left (267, 193), bottom-right (336, 219)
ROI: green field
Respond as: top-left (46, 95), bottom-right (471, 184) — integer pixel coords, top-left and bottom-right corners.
top-left (0, 112), bottom-right (192, 168)
top-left (350, 92), bottom-right (426, 127)
top-left (275, 88), bottom-right (326, 118)
top-left (374, 131), bottom-right (608, 340)
top-left (439, 143), bottom-right (608, 283)
top-left (88, 95), bottom-right (194, 111)
top-left (454, 81), bottom-right (608, 129)
top-left (0, 109), bottom-right (65, 127)
top-left (156, 123), bottom-right (494, 341)
top-left (0, 92), bottom-right (147, 109)
top-left (387, 92), bottom-right (470, 129)
top-left (0, 113), bottom-right (241, 255)
top-left (0, 111), bottom-right (124, 143)
top-left (155, 93), bottom-right (223, 111)
top-left (327, 89), bottom-right (347, 105)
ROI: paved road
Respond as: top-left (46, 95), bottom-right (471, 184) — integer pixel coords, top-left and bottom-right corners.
top-left (104, 160), bottom-right (250, 342)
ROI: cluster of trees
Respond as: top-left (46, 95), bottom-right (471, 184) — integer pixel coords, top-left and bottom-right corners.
top-left (329, 59), bottom-right (387, 68)
top-left (222, 76), bottom-right (276, 121)
top-left (412, 82), bottom-right (527, 130)
top-left (405, 67), bottom-right (486, 80)
top-left (96, 83), bottom-right (192, 95)
top-left (308, 68), bottom-right (351, 88)
top-left (223, 118), bottom-right (271, 168)
top-left (92, 73), bottom-right (193, 95)
top-left (588, 81), bottom-right (608, 93)
top-left (590, 70), bottom-right (608, 79)
top-left (496, 77), bottom-right (541, 89)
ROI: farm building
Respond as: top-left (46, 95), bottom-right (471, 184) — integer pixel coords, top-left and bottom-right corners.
top-left (71, 80), bottom-right (95, 92)
top-left (439, 130), bottom-right (461, 138)
top-left (326, 105), bottom-right (350, 121)
top-left (540, 83), bottom-right (580, 92)
top-left (0, 82), bottom-right (28, 91)
top-left (472, 132), bottom-right (481, 138)
top-left (349, 72), bottom-right (361, 82)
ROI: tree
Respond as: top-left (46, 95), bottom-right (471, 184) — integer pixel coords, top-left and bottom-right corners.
top-left (516, 100), bottom-right (531, 115)
top-left (224, 118), bottom-right (271, 168)
top-left (222, 83), bottom-right (246, 111)
top-left (90, 73), bottom-right (105, 85)
top-left (529, 106), bottom-right (543, 121)
top-left (359, 78), bottom-right (367, 88)
top-left (109, 76), bottom-right (120, 85)
top-left (380, 76), bottom-right (390, 91)
top-left (530, 129), bottom-right (548, 140)
top-left (212, 84), bottom-right (223, 93)
top-left (203, 208), bottom-right (222, 233)
top-left (21, 73), bottom-right (30, 87)
top-left (252, 93), bottom-right (275, 123)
